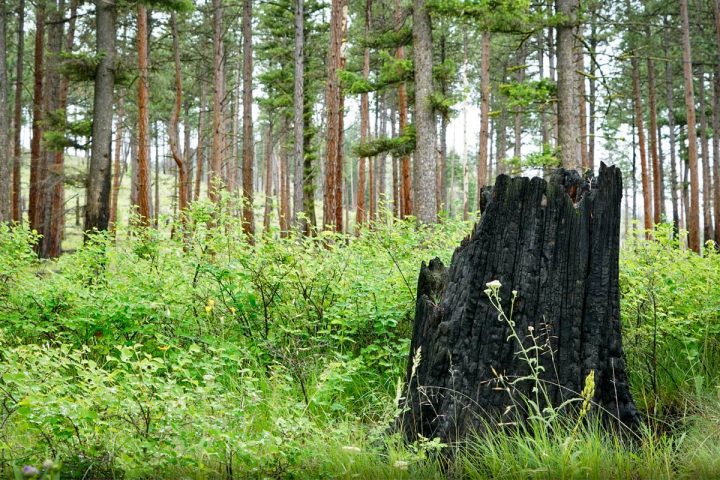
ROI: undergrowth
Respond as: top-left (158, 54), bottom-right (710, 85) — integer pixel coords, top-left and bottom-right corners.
top-left (0, 209), bottom-right (718, 479)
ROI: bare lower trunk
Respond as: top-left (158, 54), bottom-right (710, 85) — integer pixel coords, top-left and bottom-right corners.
top-left (279, 125), bottom-right (290, 235)
top-left (680, 0), bottom-right (701, 252)
top-left (0, 0), bottom-right (10, 222)
top-left (195, 81), bottom-right (207, 201)
top-left (577, 42), bottom-right (588, 170)
top-left (396, 0), bottom-right (411, 218)
top-left (630, 43), bottom-right (653, 236)
top-left (210, 0), bottom-right (225, 202)
top-left (263, 124), bottom-right (273, 232)
top-left (29, 1), bottom-right (45, 234)
top-left (646, 51), bottom-right (662, 224)
top-left (698, 66), bottom-right (714, 243)
top-left (169, 13), bottom-right (188, 230)
top-left (663, 18), bottom-right (680, 233)
top-left (242, 0), bottom-right (255, 238)
top-left (412, 0), bottom-right (437, 224)
top-left (357, 0), bottom-right (371, 228)
top-left (11, 0), bottom-right (25, 223)
top-left (85, 0), bottom-right (116, 233)
top-left (135, 4), bottom-right (151, 224)
top-left (714, 67), bottom-right (720, 244)
top-left (556, 0), bottom-right (581, 169)
top-left (477, 31), bottom-right (490, 204)
top-left (110, 97), bottom-right (125, 230)
top-left (38, 0), bottom-right (64, 257)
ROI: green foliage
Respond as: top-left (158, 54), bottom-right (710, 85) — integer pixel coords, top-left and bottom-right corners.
top-left (354, 124), bottom-right (416, 158)
top-left (1, 217), bottom-right (720, 478)
top-left (499, 78), bottom-right (555, 109)
top-left (362, 26), bottom-right (413, 49)
top-left (378, 51), bottom-right (414, 86)
top-left (428, 0), bottom-right (534, 32)
top-left (620, 225), bottom-right (720, 410)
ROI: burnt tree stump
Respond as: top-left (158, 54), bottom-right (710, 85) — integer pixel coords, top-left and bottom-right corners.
top-left (398, 164), bottom-right (640, 444)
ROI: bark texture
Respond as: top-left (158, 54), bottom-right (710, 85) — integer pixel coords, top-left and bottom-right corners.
top-left (396, 0), bottom-right (411, 218)
top-left (0, 0), bottom-right (10, 223)
top-left (680, 0), bottom-right (700, 252)
top-left (134, 4), bottom-right (151, 224)
top-left (210, 0), bottom-right (225, 202)
top-left (169, 12), bottom-right (188, 219)
top-left (477, 31), bottom-right (490, 202)
top-left (398, 164), bottom-right (640, 444)
top-left (11, 0), bottom-right (24, 223)
top-left (323, 0), bottom-right (344, 231)
top-left (292, 0), bottom-right (305, 231)
top-left (630, 48), bottom-right (653, 236)
top-left (85, 0), bottom-right (116, 233)
top-left (556, 0), bottom-right (580, 170)
top-left (412, 0), bottom-right (437, 224)
top-left (242, 0), bottom-right (255, 237)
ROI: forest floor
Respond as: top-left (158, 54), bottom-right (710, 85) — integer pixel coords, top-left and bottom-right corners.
top-left (1, 209), bottom-right (719, 479)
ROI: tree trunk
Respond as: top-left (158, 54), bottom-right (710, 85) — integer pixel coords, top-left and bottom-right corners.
top-left (663, 18), bottom-right (680, 234)
top-left (379, 93), bottom-right (388, 218)
top-left (302, 89), bottom-right (317, 233)
top-left (698, 66), bottom-right (714, 243)
top-left (11, 0), bottom-right (25, 223)
top-left (396, 0), bottom-right (411, 219)
top-left (548, 25), bottom-right (558, 146)
top-left (646, 50), bottom-right (662, 225)
top-left (496, 96), bottom-right (507, 174)
top-left (391, 106), bottom-right (399, 218)
top-left (85, 0), bottom-right (116, 233)
top-left (41, 0), bottom-right (75, 257)
top-left (397, 164), bottom-right (640, 445)
top-left (577, 39), bottom-right (588, 170)
top-left (35, 0), bottom-right (64, 257)
top-left (357, 0), bottom-right (371, 228)
top-left (412, 0), bottom-right (437, 224)
top-left (713, 0), bottom-right (720, 244)
top-left (556, 0), bottom-right (580, 169)
top-left (513, 46), bottom-right (524, 163)
top-left (154, 122), bottom-right (159, 227)
top-left (714, 67), bottom-right (720, 245)
top-left (588, 21), bottom-right (597, 172)
top-left (242, 0), bottom-right (255, 238)
top-left (109, 97), bottom-right (124, 231)
top-left (229, 62), bottom-right (240, 195)
top-left (279, 124), bottom-right (290, 236)
top-left (135, 4), bottom-right (151, 224)
top-left (323, 0), bottom-right (344, 231)
top-left (680, 0), bottom-right (701, 253)
top-left (169, 12), bottom-right (188, 222)
top-left (438, 31), bottom-right (448, 213)
top-left (0, 0), bottom-right (10, 223)
top-left (210, 0), bottom-right (225, 202)
top-left (369, 94), bottom-right (377, 222)
top-left (262, 124), bottom-right (273, 232)
top-left (29, 0), bottom-right (45, 234)
top-left (477, 31), bottom-right (490, 204)
top-left (630, 43), bottom-right (653, 236)
top-left (292, 0), bottom-right (305, 231)
top-left (195, 81), bottom-right (207, 201)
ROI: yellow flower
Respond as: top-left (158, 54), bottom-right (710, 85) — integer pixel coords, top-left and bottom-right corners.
top-left (205, 299), bottom-right (215, 314)
top-left (159, 346), bottom-right (170, 352)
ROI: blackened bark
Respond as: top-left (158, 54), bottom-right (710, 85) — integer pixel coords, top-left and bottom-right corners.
top-left (398, 164), bottom-right (640, 445)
